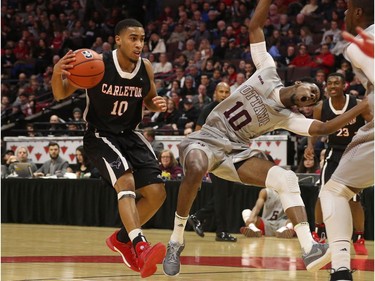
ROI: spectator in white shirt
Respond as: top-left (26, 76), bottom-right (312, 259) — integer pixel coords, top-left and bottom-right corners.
top-left (321, 20), bottom-right (341, 47)
top-left (148, 33), bottom-right (166, 55)
top-left (153, 53), bottom-right (173, 74)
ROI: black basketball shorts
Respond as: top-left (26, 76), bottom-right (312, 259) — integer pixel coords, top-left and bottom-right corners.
top-left (83, 129), bottom-right (164, 189)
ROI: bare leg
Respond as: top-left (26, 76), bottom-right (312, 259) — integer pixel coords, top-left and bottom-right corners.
top-left (169, 149), bottom-right (209, 244)
top-left (176, 150), bottom-right (209, 217)
top-left (237, 157), bottom-right (309, 225)
top-left (314, 198), bottom-right (323, 225)
top-left (349, 200), bottom-right (365, 235)
top-left (137, 183), bottom-right (166, 224)
top-left (349, 194), bottom-right (367, 255)
top-left (237, 157), bottom-right (317, 255)
top-left (115, 172), bottom-right (141, 233)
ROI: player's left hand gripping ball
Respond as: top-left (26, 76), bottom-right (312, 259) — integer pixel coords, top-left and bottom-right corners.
top-left (67, 49), bottom-right (105, 89)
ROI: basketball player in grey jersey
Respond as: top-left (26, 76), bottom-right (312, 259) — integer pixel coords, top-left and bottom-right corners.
top-left (316, 0), bottom-right (374, 279)
top-left (162, 0), bottom-right (370, 277)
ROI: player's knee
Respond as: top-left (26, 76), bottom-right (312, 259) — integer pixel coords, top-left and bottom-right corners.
top-left (145, 184), bottom-right (166, 204)
top-left (184, 158), bottom-right (207, 182)
top-left (320, 180), bottom-right (355, 222)
top-left (266, 166), bottom-right (300, 195)
top-left (266, 166), bottom-right (303, 210)
top-left (321, 180), bottom-right (355, 201)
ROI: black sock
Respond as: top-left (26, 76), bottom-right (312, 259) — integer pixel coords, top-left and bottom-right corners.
top-left (316, 223), bottom-right (326, 237)
top-left (132, 233), bottom-right (147, 250)
top-left (352, 231), bottom-right (364, 242)
top-left (117, 226), bottom-right (131, 243)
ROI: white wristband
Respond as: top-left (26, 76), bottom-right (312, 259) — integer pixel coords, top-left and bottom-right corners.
top-left (249, 223), bottom-right (261, 232)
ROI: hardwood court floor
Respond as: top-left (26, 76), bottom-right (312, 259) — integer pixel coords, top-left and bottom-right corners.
top-left (1, 224), bottom-right (374, 281)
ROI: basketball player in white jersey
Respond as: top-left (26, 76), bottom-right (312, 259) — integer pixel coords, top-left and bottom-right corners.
top-left (162, 0), bottom-right (370, 277)
top-left (241, 187), bottom-right (295, 239)
top-left (316, 0), bottom-right (374, 279)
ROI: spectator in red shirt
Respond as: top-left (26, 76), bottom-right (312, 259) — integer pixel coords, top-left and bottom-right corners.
top-left (13, 39), bottom-right (30, 61)
top-left (309, 43), bottom-right (335, 74)
top-left (288, 44), bottom-right (312, 67)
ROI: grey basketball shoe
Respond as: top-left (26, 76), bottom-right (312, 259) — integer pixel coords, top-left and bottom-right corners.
top-left (303, 243), bottom-right (331, 272)
top-left (162, 241), bottom-right (185, 276)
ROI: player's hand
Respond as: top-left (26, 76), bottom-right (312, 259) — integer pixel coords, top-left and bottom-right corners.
top-left (342, 27), bottom-right (374, 58)
top-left (358, 96), bottom-right (371, 116)
top-left (152, 96), bottom-right (167, 112)
top-left (245, 218), bottom-right (257, 226)
top-left (304, 146), bottom-right (314, 160)
top-left (53, 50), bottom-right (76, 76)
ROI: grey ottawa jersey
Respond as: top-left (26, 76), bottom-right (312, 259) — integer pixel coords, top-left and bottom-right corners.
top-left (203, 66), bottom-right (308, 144)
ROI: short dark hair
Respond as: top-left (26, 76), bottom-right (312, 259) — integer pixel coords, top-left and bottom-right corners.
top-left (115, 18), bottom-right (143, 35)
top-left (48, 141), bottom-right (60, 148)
top-left (327, 72), bottom-right (345, 82)
top-left (4, 149), bottom-right (14, 155)
top-left (143, 127), bottom-right (155, 138)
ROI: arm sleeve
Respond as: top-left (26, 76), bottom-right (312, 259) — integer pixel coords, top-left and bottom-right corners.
top-left (250, 41), bottom-right (276, 70)
top-left (345, 43), bottom-right (374, 85)
top-left (281, 114), bottom-right (315, 136)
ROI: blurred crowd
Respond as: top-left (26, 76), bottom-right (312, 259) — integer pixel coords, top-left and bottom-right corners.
top-left (1, 0), bottom-right (366, 176)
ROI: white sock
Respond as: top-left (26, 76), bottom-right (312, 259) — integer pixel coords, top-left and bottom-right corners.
top-left (331, 241), bottom-right (351, 270)
top-left (128, 228), bottom-right (144, 241)
top-left (242, 209), bottom-right (252, 224)
top-left (294, 222), bottom-right (314, 253)
top-left (277, 223), bottom-right (293, 233)
top-left (170, 212), bottom-right (188, 244)
top-left (248, 223), bottom-right (261, 232)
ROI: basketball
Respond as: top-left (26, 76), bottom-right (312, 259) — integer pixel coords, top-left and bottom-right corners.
top-left (67, 49), bottom-right (105, 89)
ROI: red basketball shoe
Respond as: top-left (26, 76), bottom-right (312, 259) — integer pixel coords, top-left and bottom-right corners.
top-left (312, 231), bottom-right (326, 243)
top-left (106, 231), bottom-right (139, 272)
top-left (135, 241), bottom-right (166, 278)
top-left (353, 238), bottom-right (368, 255)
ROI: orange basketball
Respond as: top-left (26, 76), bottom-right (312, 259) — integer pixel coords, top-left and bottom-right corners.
top-left (67, 49), bottom-right (105, 89)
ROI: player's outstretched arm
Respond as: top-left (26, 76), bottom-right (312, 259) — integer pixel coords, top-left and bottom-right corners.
top-left (52, 50), bottom-right (79, 101)
top-left (308, 97), bottom-right (370, 136)
top-left (248, 0), bottom-right (273, 44)
top-left (342, 27), bottom-right (374, 58)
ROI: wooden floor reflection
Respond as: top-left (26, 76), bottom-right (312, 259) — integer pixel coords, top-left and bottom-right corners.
top-left (2, 224), bottom-right (374, 281)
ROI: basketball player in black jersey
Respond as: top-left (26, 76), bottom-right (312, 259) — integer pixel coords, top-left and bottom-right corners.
top-left (306, 73), bottom-right (371, 253)
top-left (51, 18), bottom-right (167, 278)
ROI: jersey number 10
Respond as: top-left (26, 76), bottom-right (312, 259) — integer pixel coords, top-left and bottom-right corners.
top-left (111, 101), bottom-right (128, 116)
top-left (223, 101), bottom-right (252, 131)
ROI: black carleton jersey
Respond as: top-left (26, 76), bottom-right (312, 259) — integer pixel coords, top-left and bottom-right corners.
top-left (321, 94), bottom-right (365, 150)
top-left (84, 50), bottom-right (150, 134)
